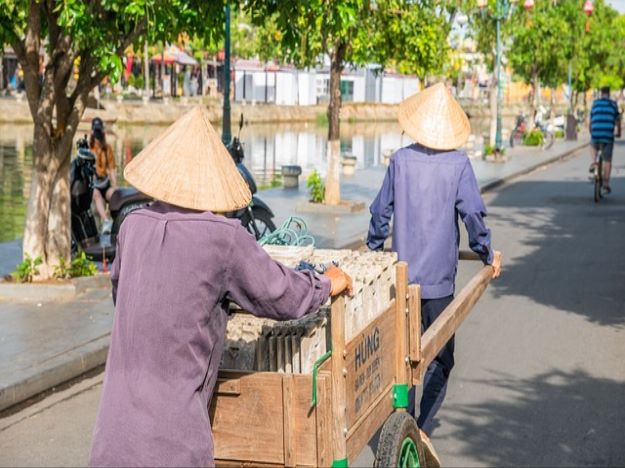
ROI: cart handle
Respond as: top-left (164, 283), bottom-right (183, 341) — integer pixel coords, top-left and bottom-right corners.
top-left (459, 250), bottom-right (485, 261)
top-left (310, 350), bottom-right (332, 409)
top-left (418, 250), bottom-right (501, 372)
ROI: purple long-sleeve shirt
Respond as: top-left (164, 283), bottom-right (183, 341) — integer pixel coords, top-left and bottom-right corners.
top-left (90, 202), bottom-right (330, 467)
top-left (367, 144), bottom-right (493, 299)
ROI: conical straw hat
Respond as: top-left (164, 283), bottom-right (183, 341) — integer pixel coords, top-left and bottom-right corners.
top-left (398, 83), bottom-right (471, 150)
top-left (124, 106), bottom-right (251, 212)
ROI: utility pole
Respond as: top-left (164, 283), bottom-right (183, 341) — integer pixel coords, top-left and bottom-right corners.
top-left (494, 0), bottom-right (509, 155)
top-left (222, 3), bottom-right (232, 145)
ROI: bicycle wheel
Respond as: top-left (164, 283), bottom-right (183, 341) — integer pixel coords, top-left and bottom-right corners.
top-left (594, 157), bottom-right (603, 203)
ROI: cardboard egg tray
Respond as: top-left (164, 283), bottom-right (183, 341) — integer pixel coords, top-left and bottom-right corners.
top-left (221, 247), bottom-right (397, 373)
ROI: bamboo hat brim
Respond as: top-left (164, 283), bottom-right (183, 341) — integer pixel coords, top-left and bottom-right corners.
top-left (124, 106), bottom-right (251, 212)
top-left (398, 83), bottom-right (471, 150)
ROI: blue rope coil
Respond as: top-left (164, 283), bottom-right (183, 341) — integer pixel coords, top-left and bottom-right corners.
top-left (258, 216), bottom-right (315, 247)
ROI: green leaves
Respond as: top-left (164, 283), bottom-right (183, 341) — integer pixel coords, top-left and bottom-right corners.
top-left (52, 251), bottom-right (98, 279)
top-left (11, 254), bottom-right (43, 283)
top-left (306, 170), bottom-right (325, 203)
top-left (247, 0), bottom-right (450, 78)
top-left (505, 0), bottom-right (624, 93)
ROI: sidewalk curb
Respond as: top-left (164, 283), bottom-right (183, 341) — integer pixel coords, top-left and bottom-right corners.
top-left (0, 335), bottom-right (110, 412)
top-left (0, 273), bottom-right (111, 302)
top-left (479, 141), bottom-right (589, 193)
top-left (0, 142), bottom-right (588, 412)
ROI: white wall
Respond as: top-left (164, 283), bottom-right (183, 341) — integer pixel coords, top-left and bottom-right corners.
top-left (402, 78), bottom-right (419, 99)
top-left (297, 72), bottom-right (316, 106)
top-left (275, 72), bottom-right (297, 105)
top-left (381, 76), bottom-right (403, 103)
top-left (353, 75), bottom-right (366, 103)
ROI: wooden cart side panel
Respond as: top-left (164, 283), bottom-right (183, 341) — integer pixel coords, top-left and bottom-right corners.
top-left (330, 296), bottom-right (348, 462)
top-left (216, 460), bottom-right (284, 468)
top-left (282, 375), bottom-right (296, 467)
top-left (292, 374), bottom-right (322, 467)
top-left (315, 371), bottom-right (333, 468)
top-left (344, 302), bottom-right (397, 427)
top-left (408, 284), bottom-right (422, 384)
top-left (210, 372), bottom-right (285, 465)
top-left (346, 384), bottom-right (394, 463)
top-left (395, 262), bottom-right (410, 384)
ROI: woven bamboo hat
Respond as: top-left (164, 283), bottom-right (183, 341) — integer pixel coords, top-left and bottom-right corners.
top-left (124, 106), bottom-right (251, 212)
top-left (398, 82), bottom-right (471, 150)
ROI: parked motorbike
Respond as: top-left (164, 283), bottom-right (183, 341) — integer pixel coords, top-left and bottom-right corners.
top-left (70, 136), bottom-right (151, 260)
top-left (509, 112), bottom-right (555, 150)
top-left (226, 114), bottom-right (276, 240)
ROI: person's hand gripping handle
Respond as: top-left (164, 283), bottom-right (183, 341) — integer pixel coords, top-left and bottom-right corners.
top-left (324, 265), bottom-right (354, 297)
top-left (491, 251), bottom-right (502, 279)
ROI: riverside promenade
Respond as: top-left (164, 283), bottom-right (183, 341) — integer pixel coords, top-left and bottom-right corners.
top-left (0, 138), bottom-right (589, 413)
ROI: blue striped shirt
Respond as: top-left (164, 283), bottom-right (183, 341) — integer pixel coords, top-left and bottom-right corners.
top-left (590, 98), bottom-right (619, 143)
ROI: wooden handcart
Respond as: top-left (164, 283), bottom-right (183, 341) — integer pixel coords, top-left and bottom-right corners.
top-left (210, 251), bottom-right (500, 467)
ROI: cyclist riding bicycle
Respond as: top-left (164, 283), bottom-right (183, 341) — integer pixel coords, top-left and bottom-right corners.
top-left (589, 86), bottom-right (621, 194)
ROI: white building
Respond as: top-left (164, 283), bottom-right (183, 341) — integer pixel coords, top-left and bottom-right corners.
top-left (233, 59), bottom-right (420, 106)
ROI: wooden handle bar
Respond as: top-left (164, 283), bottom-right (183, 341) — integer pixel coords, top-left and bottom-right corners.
top-left (418, 253), bottom-right (499, 371)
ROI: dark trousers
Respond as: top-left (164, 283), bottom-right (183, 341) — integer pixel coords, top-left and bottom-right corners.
top-left (408, 295), bottom-right (455, 436)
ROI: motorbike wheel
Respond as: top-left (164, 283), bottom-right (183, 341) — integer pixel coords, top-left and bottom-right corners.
top-left (111, 201), bottom-right (151, 237)
top-left (244, 207), bottom-right (276, 241)
top-left (509, 127), bottom-right (524, 148)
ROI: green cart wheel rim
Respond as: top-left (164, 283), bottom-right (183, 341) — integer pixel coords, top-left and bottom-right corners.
top-left (399, 437), bottom-right (420, 468)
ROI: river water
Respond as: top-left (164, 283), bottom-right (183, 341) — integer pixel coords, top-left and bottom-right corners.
top-left (0, 118), bottom-right (494, 242)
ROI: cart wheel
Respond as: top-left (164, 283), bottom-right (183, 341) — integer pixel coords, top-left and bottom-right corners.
top-left (374, 412), bottom-right (426, 468)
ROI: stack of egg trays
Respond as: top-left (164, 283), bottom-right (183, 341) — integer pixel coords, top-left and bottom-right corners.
top-left (222, 248), bottom-right (398, 373)
top-left (255, 307), bottom-right (330, 374)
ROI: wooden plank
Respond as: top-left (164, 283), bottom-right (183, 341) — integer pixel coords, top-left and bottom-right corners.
top-left (408, 284), bottom-right (422, 384)
top-left (282, 375), bottom-right (296, 467)
top-left (344, 303), bottom-right (396, 426)
top-left (315, 371), bottom-right (332, 468)
top-left (346, 384), bottom-right (394, 463)
top-left (395, 262), bottom-right (410, 384)
top-left (216, 460), bottom-right (283, 468)
top-left (215, 378), bottom-right (241, 396)
top-left (291, 374), bottom-right (318, 467)
top-left (419, 263), bottom-right (494, 374)
top-left (210, 372), bottom-right (285, 465)
top-left (330, 295), bottom-right (348, 462)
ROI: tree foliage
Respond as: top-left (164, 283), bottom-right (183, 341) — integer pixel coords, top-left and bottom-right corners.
top-left (506, 0), bottom-right (624, 94)
top-left (507, 2), bottom-right (570, 89)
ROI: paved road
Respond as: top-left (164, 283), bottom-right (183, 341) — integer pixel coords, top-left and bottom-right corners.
top-left (2, 146), bottom-right (625, 467)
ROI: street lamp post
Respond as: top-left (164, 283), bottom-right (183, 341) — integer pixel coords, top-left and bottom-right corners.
top-left (222, 3), bottom-right (232, 145)
top-left (479, 0), bottom-right (515, 156)
top-left (494, 2), bottom-right (504, 153)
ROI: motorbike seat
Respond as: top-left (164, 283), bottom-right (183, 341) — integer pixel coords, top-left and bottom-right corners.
top-left (109, 187), bottom-right (151, 212)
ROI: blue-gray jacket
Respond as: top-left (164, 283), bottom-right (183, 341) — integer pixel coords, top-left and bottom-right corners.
top-left (367, 144), bottom-right (493, 299)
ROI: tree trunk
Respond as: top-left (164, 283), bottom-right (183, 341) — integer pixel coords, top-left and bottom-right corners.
top-left (530, 71), bottom-right (539, 125)
top-left (324, 41), bottom-right (346, 206)
top-left (22, 123), bottom-right (72, 278)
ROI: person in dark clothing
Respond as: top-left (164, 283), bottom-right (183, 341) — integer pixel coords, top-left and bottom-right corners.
top-left (367, 83), bottom-right (501, 464)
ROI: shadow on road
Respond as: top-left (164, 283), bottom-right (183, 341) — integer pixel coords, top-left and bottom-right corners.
top-left (444, 368), bottom-right (625, 466)
top-left (486, 177), bottom-right (625, 328)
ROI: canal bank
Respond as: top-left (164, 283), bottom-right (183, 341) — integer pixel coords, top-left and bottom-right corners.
top-left (0, 95), bottom-right (537, 126)
top-left (0, 138), bottom-right (588, 413)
